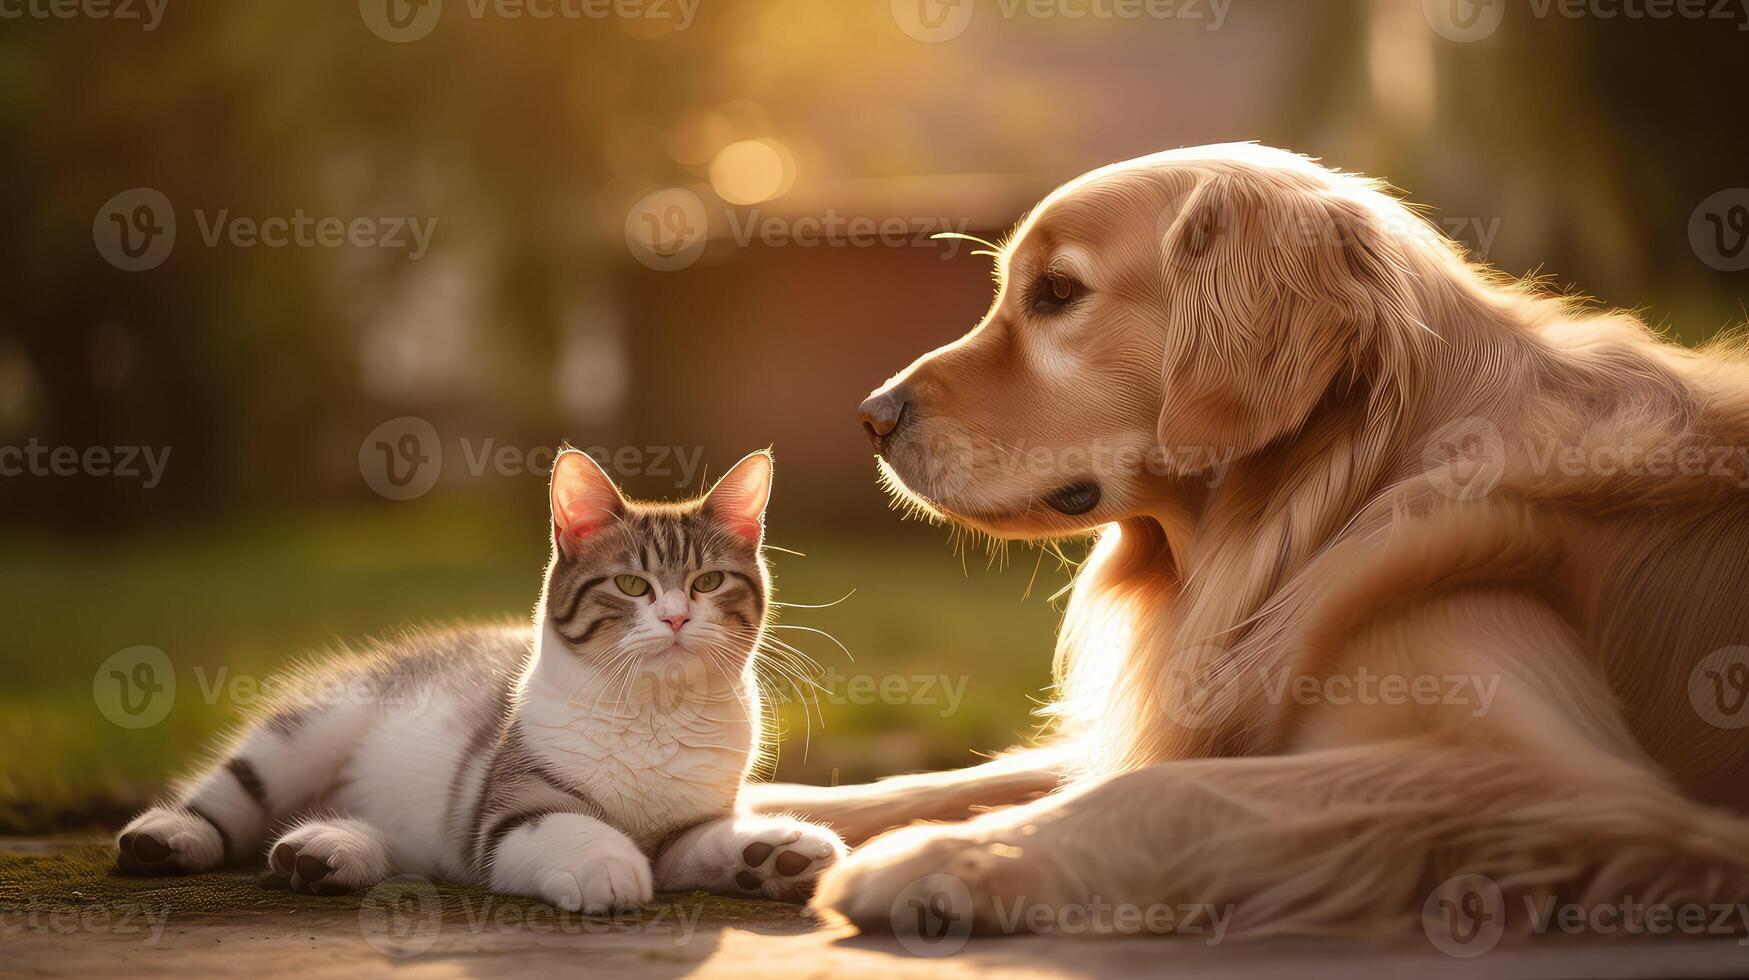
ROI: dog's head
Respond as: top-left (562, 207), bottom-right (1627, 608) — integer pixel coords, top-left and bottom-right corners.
top-left (860, 143), bottom-right (1430, 538)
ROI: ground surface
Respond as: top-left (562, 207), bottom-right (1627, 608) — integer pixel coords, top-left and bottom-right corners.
top-left (6, 840), bottom-right (1749, 979)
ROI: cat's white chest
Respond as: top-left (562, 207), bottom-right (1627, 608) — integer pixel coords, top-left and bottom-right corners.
top-left (518, 660), bottom-right (755, 841)
top-left (569, 712), bottom-right (749, 832)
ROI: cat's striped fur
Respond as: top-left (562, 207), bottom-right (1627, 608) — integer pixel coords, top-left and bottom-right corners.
top-left (116, 449), bottom-right (844, 911)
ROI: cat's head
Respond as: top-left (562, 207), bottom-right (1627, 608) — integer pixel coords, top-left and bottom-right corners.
top-left (539, 447), bottom-right (772, 675)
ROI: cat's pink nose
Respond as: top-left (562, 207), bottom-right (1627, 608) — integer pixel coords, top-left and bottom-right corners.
top-left (663, 613), bottom-right (690, 632)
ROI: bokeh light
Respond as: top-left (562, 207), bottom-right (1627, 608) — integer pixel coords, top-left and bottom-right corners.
top-left (709, 139), bottom-right (795, 205)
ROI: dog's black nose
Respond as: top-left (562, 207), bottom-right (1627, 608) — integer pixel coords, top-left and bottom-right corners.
top-left (859, 384), bottom-right (910, 447)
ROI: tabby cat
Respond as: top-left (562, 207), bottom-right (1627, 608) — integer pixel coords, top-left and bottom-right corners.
top-left (115, 448), bottom-right (844, 911)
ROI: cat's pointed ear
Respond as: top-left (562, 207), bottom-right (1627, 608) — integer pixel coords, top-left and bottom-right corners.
top-left (702, 450), bottom-right (773, 544)
top-left (551, 449), bottom-right (624, 555)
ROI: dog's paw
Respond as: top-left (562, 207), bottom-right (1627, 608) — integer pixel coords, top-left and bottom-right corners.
top-left (269, 818), bottom-right (390, 896)
top-left (811, 824), bottom-right (1057, 936)
top-left (116, 807), bottom-right (225, 876)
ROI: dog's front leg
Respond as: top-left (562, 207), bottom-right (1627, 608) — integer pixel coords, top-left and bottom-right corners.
top-left (813, 738), bottom-right (1749, 942)
top-left (742, 745), bottom-right (1067, 845)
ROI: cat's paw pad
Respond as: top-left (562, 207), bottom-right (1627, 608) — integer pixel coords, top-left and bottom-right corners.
top-left (734, 823), bottom-right (846, 903)
top-left (116, 808), bottom-right (224, 876)
top-left (540, 849), bottom-right (653, 915)
top-left (269, 820), bottom-right (390, 896)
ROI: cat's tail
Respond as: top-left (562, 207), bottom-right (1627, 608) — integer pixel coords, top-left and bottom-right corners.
top-left (116, 680), bottom-right (374, 875)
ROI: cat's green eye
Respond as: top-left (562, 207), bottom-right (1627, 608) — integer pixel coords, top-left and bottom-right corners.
top-left (692, 571), bottom-right (724, 594)
top-left (614, 574), bottom-right (651, 597)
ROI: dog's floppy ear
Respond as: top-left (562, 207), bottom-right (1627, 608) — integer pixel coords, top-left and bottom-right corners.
top-left (1153, 172), bottom-right (1421, 472)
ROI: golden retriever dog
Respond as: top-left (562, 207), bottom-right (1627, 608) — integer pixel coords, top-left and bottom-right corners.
top-left (747, 143), bottom-right (1749, 942)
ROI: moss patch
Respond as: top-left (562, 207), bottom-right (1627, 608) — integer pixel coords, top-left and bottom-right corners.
top-left (0, 841), bottom-right (808, 927)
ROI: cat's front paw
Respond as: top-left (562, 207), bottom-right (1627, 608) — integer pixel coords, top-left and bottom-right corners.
top-left (540, 848), bottom-right (654, 915)
top-left (116, 807), bottom-right (225, 876)
top-left (728, 818), bottom-right (846, 903)
top-left (269, 818), bottom-right (390, 896)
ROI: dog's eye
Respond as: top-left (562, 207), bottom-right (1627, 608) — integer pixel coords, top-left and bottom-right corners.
top-left (1033, 272), bottom-right (1081, 311)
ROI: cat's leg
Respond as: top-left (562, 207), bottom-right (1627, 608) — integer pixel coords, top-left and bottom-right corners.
top-left (117, 700), bottom-right (371, 875)
top-left (489, 812), bottom-right (654, 914)
top-left (654, 813), bottom-right (847, 903)
top-left (267, 816), bottom-right (393, 895)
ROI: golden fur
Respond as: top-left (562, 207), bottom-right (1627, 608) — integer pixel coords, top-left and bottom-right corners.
top-left (747, 144), bottom-right (1749, 940)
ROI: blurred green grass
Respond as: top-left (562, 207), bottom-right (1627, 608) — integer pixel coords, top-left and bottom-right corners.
top-left (0, 501), bottom-right (1068, 834)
